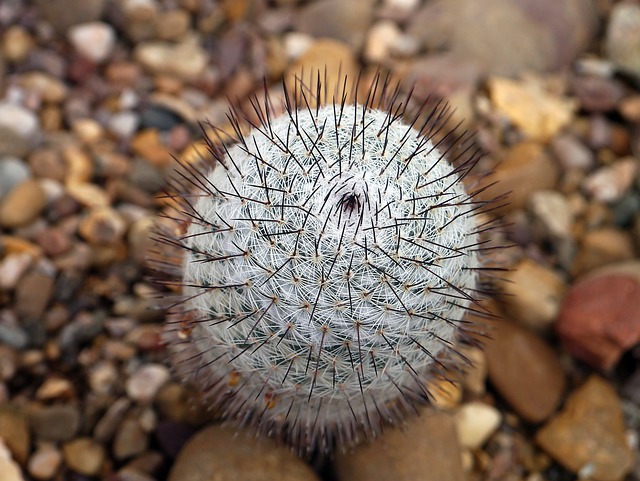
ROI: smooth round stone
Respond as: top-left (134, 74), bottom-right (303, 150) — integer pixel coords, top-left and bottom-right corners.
top-left (67, 22), bottom-right (116, 64)
top-left (62, 438), bottom-right (105, 476)
top-left (0, 103), bottom-right (40, 157)
top-left (335, 411), bottom-right (465, 481)
top-left (455, 402), bottom-right (502, 449)
top-left (125, 364), bottom-right (170, 404)
top-left (485, 320), bottom-right (566, 423)
top-left (0, 179), bottom-right (46, 228)
top-left (168, 425), bottom-right (320, 481)
top-left (0, 158), bottom-right (30, 201)
top-left (0, 405), bottom-right (30, 464)
top-left (557, 262), bottom-right (640, 370)
top-left (28, 443), bottom-right (62, 480)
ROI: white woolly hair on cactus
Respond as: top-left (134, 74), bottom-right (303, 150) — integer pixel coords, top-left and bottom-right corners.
top-left (155, 72), bottom-right (503, 456)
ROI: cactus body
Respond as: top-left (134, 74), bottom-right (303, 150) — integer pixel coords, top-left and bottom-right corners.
top-left (163, 84), bottom-right (493, 455)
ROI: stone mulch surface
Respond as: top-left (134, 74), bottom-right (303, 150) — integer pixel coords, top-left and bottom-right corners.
top-left (0, 0), bottom-right (639, 480)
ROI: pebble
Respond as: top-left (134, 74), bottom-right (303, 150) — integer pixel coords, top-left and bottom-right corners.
top-left (67, 22), bottom-right (116, 64)
top-left (114, 417), bottom-right (148, 460)
top-left (401, 54), bottom-right (481, 127)
top-left (0, 405), bottom-right (30, 464)
top-left (572, 227), bottom-right (635, 276)
top-left (285, 39), bottom-right (358, 104)
top-left (134, 37), bottom-right (208, 81)
top-left (0, 157), bottom-right (30, 201)
top-left (485, 319), bottom-right (566, 423)
top-left (582, 158), bottom-right (638, 203)
top-left (536, 376), bottom-right (634, 481)
top-left (14, 262), bottom-right (55, 321)
top-left (0, 178), bottom-right (46, 229)
top-left (283, 32), bottom-right (313, 60)
top-left (407, 0), bottom-right (596, 77)
top-left (155, 9), bottom-right (191, 41)
top-left (0, 253), bottom-right (33, 290)
top-left (28, 443), bottom-right (62, 480)
top-left (605, 2), bottom-right (640, 81)
top-left (168, 424), bottom-right (321, 481)
top-left (130, 128), bottom-right (173, 166)
top-left (1, 26), bottom-right (34, 63)
top-left (557, 262), bottom-right (640, 370)
top-left (62, 437), bottom-right (105, 476)
top-left (35, 378), bottom-right (74, 401)
top-left (455, 402), bottom-right (502, 450)
top-left (551, 133), bottom-right (595, 171)
top-left (17, 72), bottom-right (68, 104)
top-left (79, 207), bottom-right (127, 246)
top-left (294, 0), bottom-right (375, 51)
top-left (28, 148), bottom-right (65, 182)
top-left (488, 76), bottom-right (576, 141)
top-left (0, 457), bottom-right (23, 481)
top-left (0, 103), bottom-right (41, 158)
top-left (529, 190), bottom-right (573, 240)
top-left (30, 404), bottom-right (81, 442)
top-left (335, 411), bottom-right (465, 481)
top-left (66, 182), bottom-right (110, 208)
top-left (33, 0), bottom-right (106, 33)
top-left (500, 259), bottom-right (566, 332)
top-left (477, 141), bottom-right (559, 214)
top-left (125, 364), bottom-right (170, 404)
top-left (571, 75), bottom-right (625, 112)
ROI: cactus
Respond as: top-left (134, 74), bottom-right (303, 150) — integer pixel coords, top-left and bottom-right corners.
top-left (159, 75), bottom-right (500, 455)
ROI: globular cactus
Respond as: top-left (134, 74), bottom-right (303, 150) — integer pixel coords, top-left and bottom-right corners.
top-left (159, 75), bottom-right (500, 456)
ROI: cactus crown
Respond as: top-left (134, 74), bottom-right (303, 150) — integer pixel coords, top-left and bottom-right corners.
top-left (160, 74), bottom-right (497, 456)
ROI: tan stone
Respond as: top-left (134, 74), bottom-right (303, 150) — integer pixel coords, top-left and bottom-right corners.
top-left (0, 179), bottom-right (46, 228)
top-left (500, 259), bottom-right (566, 331)
top-left (285, 39), bottom-right (359, 107)
top-left (536, 376), bottom-right (635, 481)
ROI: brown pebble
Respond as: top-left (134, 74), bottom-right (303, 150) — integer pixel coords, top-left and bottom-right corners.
top-left (15, 262), bottom-right (55, 320)
top-left (477, 142), bottom-right (559, 214)
top-left (572, 227), bottom-right (635, 276)
top-left (0, 405), bottom-right (30, 464)
top-left (35, 228), bottom-right (72, 257)
top-left (557, 262), bottom-right (640, 370)
top-left (131, 129), bottom-right (173, 166)
top-left (485, 319), bottom-right (566, 423)
top-left (536, 376), bottom-right (634, 481)
top-left (335, 411), bottom-right (465, 481)
top-left (114, 417), bottom-right (148, 460)
top-left (79, 207), bottom-right (126, 246)
top-left (500, 259), bottom-right (566, 332)
top-left (168, 424), bottom-right (320, 481)
top-left (0, 179), bottom-right (46, 228)
top-left (28, 148), bottom-right (66, 182)
top-left (63, 437), bottom-right (105, 476)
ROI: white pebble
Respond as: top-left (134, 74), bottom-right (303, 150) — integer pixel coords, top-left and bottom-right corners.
top-left (364, 20), bottom-right (402, 63)
top-left (67, 22), bottom-right (116, 63)
top-left (455, 402), bottom-right (502, 449)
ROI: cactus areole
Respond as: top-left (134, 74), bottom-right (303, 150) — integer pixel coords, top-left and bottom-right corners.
top-left (163, 78), bottom-right (494, 455)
